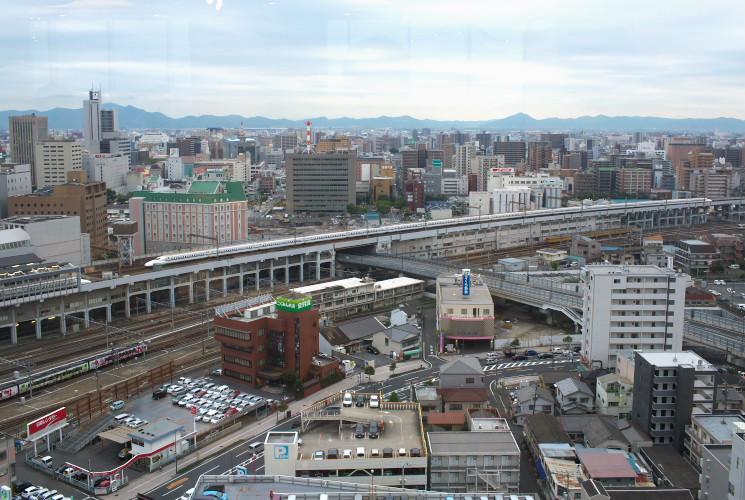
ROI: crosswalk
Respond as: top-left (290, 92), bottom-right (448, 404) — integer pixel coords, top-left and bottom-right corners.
top-left (484, 359), bottom-right (573, 372)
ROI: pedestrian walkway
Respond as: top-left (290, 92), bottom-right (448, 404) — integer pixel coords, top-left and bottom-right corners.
top-left (484, 359), bottom-right (573, 372)
top-left (114, 358), bottom-right (426, 499)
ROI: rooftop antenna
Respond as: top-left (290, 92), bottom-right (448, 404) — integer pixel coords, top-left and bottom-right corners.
top-left (238, 121), bottom-right (246, 137)
top-left (302, 121), bottom-right (315, 154)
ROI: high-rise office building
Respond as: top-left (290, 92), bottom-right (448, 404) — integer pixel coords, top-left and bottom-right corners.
top-left (100, 108), bottom-right (118, 136)
top-left (83, 89), bottom-right (102, 154)
top-left (285, 152), bottom-right (356, 215)
top-left (493, 140), bottom-right (526, 168)
top-left (528, 141), bottom-right (552, 171)
top-left (581, 265), bottom-right (686, 369)
top-left (34, 139), bottom-right (83, 187)
top-left (8, 114), bottom-right (49, 186)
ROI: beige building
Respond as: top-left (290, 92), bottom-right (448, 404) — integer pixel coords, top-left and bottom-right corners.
top-left (292, 276), bottom-right (424, 320)
top-left (436, 271), bottom-right (495, 348)
top-left (35, 139), bottom-right (83, 187)
top-left (616, 168), bottom-right (652, 193)
top-left (8, 170), bottom-right (108, 250)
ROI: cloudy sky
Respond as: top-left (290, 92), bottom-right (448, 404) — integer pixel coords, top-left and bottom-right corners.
top-left (3, 0), bottom-right (744, 121)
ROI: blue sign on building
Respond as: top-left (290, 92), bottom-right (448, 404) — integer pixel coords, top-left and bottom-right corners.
top-left (462, 269), bottom-right (471, 296)
top-left (274, 445), bottom-right (289, 459)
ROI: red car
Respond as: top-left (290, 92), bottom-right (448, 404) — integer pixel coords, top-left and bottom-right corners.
top-left (225, 408), bottom-right (239, 417)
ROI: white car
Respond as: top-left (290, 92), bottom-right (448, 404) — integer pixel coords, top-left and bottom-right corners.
top-left (177, 488), bottom-right (195, 500)
top-left (712, 290), bottom-right (722, 296)
top-left (127, 418), bottom-right (144, 428)
top-left (369, 395), bottom-right (380, 408)
top-left (342, 449), bottom-right (353, 459)
top-left (22, 487), bottom-right (42, 499)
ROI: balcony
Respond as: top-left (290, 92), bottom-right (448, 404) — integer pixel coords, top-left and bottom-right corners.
top-left (651, 415), bottom-right (675, 424)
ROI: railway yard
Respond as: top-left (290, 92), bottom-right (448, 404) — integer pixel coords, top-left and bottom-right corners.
top-left (2, 219), bottom-right (742, 435)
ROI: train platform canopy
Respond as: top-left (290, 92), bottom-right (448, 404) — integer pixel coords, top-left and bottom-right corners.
top-left (99, 426), bottom-right (134, 444)
top-left (0, 252), bottom-right (43, 270)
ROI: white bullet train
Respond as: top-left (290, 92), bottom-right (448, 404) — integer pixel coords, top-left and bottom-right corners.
top-left (144, 198), bottom-right (709, 268)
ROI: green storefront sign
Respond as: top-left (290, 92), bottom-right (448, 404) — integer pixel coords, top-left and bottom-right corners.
top-left (276, 296), bottom-right (313, 312)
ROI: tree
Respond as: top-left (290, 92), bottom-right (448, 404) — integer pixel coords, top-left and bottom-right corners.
top-left (277, 401), bottom-right (289, 412)
top-left (389, 147), bottom-right (399, 154)
top-left (563, 335), bottom-right (573, 344)
top-left (364, 365), bottom-right (376, 381)
top-left (388, 391), bottom-right (400, 402)
top-left (390, 361), bottom-right (397, 374)
top-left (106, 188), bottom-right (117, 204)
top-left (550, 261), bottom-right (560, 271)
top-left (423, 379), bottom-right (434, 387)
top-left (376, 200), bottom-right (393, 214)
top-left (510, 338), bottom-right (521, 347)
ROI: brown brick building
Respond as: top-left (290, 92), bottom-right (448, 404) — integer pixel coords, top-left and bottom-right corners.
top-left (8, 170), bottom-right (108, 250)
top-left (214, 293), bottom-right (337, 390)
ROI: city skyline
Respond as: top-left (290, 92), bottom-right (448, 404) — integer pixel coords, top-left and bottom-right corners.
top-left (2, 0), bottom-right (745, 121)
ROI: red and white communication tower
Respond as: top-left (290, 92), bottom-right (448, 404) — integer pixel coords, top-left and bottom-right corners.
top-left (302, 121), bottom-right (315, 154)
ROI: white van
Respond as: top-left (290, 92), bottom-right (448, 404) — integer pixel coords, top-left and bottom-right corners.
top-left (342, 392), bottom-right (353, 407)
top-left (485, 352), bottom-right (499, 362)
top-left (737, 304), bottom-right (745, 311)
top-left (39, 455), bottom-right (54, 468)
top-left (109, 400), bottom-right (125, 411)
top-left (248, 442), bottom-right (264, 454)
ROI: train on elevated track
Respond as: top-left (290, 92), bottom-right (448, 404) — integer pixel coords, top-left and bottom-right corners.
top-left (145, 198), bottom-right (709, 268)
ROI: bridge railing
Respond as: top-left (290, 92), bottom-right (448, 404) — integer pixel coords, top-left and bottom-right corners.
top-left (338, 253), bottom-right (582, 310)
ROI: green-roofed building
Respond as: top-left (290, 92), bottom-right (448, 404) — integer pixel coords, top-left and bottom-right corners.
top-left (129, 181), bottom-right (248, 256)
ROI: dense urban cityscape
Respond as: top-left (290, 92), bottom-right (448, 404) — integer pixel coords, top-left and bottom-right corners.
top-left (2, 1), bottom-right (745, 500)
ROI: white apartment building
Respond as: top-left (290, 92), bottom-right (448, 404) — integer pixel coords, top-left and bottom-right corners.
top-left (453, 144), bottom-right (476, 178)
top-left (34, 140), bottom-right (83, 188)
top-left (729, 422), bottom-right (745, 500)
top-left (595, 373), bottom-right (634, 419)
top-left (581, 265), bottom-right (687, 368)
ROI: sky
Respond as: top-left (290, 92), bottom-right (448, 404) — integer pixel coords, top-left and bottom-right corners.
top-left (2, 0), bottom-right (744, 121)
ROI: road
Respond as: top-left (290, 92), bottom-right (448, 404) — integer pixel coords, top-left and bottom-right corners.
top-left (144, 352), bottom-right (581, 498)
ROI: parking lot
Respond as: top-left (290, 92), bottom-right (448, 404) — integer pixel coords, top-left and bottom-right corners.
top-left (705, 280), bottom-right (745, 310)
top-left (13, 370), bottom-right (276, 499)
top-left (116, 374), bottom-right (276, 435)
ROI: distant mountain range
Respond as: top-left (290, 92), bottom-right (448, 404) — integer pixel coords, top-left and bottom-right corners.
top-left (0, 105), bottom-right (743, 132)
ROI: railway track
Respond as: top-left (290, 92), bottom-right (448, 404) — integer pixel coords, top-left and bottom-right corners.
top-left (0, 315), bottom-right (208, 380)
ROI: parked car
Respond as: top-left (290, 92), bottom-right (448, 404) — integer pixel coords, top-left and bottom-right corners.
top-left (342, 449), bottom-right (353, 459)
top-left (152, 388), bottom-right (167, 400)
top-left (355, 422), bottom-right (365, 438)
top-left (369, 421), bottom-right (380, 438)
top-left (369, 394), bottom-right (380, 408)
top-left (212, 368), bottom-right (223, 375)
top-left (355, 394), bottom-right (365, 407)
top-left (366, 346), bottom-right (380, 355)
top-left (313, 450), bottom-right (325, 460)
top-left (342, 392), bottom-right (353, 407)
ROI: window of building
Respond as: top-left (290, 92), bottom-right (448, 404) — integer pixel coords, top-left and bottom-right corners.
top-left (449, 404), bottom-right (462, 410)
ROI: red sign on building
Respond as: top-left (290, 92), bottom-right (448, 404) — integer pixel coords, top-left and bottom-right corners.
top-left (27, 407), bottom-right (68, 441)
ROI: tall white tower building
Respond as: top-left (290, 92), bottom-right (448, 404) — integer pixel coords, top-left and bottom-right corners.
top-left (581, 264), bottom-right (687, 368)
top-left (83, 89), bottom-right (102, 154)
